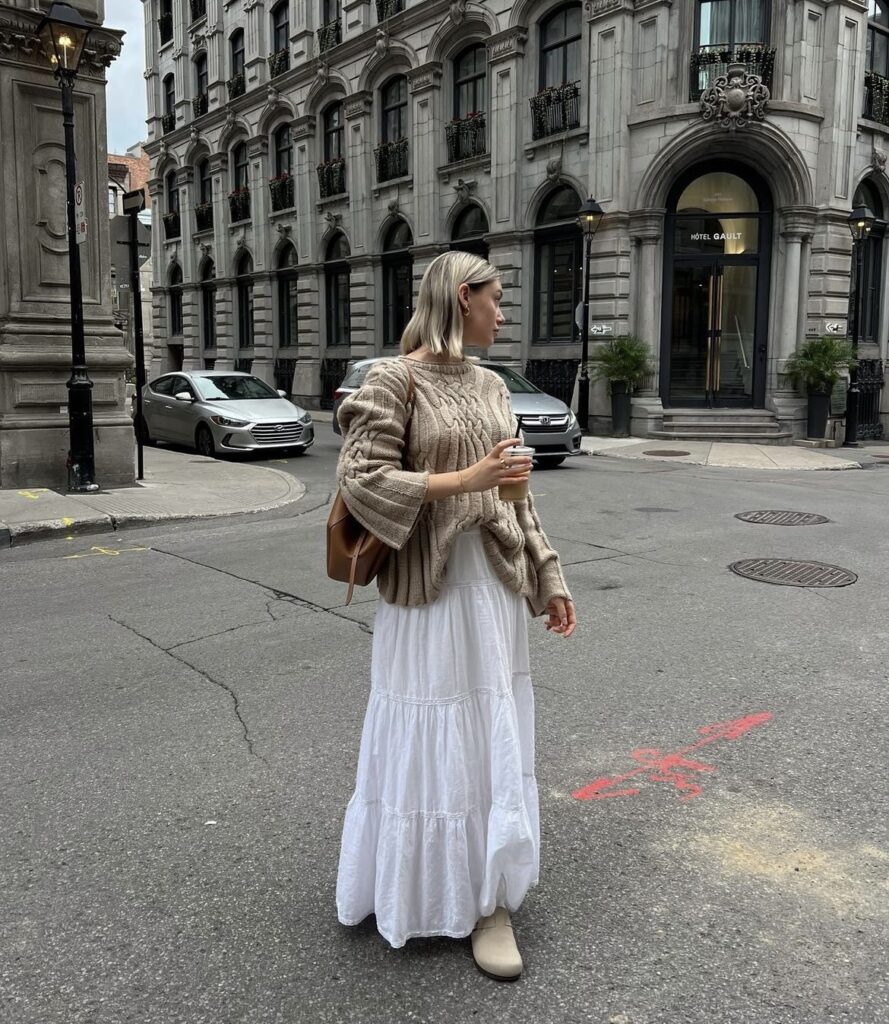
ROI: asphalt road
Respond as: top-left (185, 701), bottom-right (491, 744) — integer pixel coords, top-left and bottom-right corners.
top-left (2, 429), bottom-right (888, 1024)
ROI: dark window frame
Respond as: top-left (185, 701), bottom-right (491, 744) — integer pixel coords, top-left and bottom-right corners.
top-left (450, 203), bottom-right (490, 257)
top-left (381, 75), bottom-right (408, 143)
top-left (453, 44), bottom-right (487, 118)
top-left (277, 244), bottom-right (298, 349)
top-left (323, 102), bottom-right (345, 161)
top-left (532, 186), bottom-right (583, 343)
top-left (230, 28), bottom-right (245, 76)
top-left (271, 1), bottom-right (290, 53)
top-left (163, 73), bottom-right (175, 116)
top-left (236, 252), bottom-right (255, 350)
top-left (232, 142), bottom-right (249, 191)
top-left (382, 220), bottom-right (414, 346)
top-left (694, 0), bottom-right (771, 48)
top-left (325, 233), bottom-right (351, 348)
top-left (539, 3), bottom-right (583, 90)
top-left (853, 179), bottom-right (886, 344)
top-left (194, 51), bottom-right (208, 96)
top-left (169, 264), bottom-right (184, 337)
top-left (166, 170), bottom-right (180, 214)
top-left (197, 158), bottom-right (212, 204)
top-left (200, 259), bottom-right (217, 350)
top-left (273, 124), bottom-right (292, 177)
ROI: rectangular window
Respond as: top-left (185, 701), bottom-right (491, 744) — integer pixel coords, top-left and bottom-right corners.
top-left (536, 238), bottom-right (581, 341)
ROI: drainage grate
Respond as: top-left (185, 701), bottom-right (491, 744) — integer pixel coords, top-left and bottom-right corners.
top-left (643, 449), bottom-right (690, 457)
top-left (729, 558), bottom-right (857, 588)
top-left (735, 510), bottom-right (829, 526)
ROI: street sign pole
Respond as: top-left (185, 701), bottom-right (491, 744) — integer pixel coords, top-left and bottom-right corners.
top-left (122, 189), bottom-right (147, 479)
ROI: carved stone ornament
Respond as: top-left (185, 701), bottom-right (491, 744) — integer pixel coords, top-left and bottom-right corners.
top-left (169, 248), bottom-right (179, 263)
top-left (267, 84), bottom-right (280, 104)
top-left (236, 234), bottom-right (246, 250)
top-left (276, 223), bottom-right (293, 237)
top-left (189, 125), bottom-right (199, 144)
top-left (225, 109), bottom-right (237, 130)
top-left (449, 0), bottom-right (467, 24)
top-left (872, 147), bottom-right (887, 172)
top-left (453, 178), bottom-right (476, 203)
top-left (144, 66), bottom-right (156, 80)
top-left (315, 61), bottom-right (329, 87)
top-left (387, 198), bottom-right (400, 216)
top-left (545, 155), bottom-right (562, 181)
top-left (700, 63), bottom-right (770, 132)
top-left (200, 242), bottom-right (213, 257)
top-left (375, 27), bottom-right (390, 58)
top-left (324, 211), bottom-right (342, 229)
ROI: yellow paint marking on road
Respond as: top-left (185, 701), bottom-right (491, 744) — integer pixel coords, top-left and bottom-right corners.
top-left (64, 545), bottom-right (151, 560)
top-left (17, 489), bottom-right (49, 500)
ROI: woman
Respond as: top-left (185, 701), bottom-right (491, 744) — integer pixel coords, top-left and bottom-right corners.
top-left (335, 251), bottom-right (576, 981)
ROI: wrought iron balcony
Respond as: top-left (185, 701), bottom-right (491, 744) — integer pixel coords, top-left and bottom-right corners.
top-left (163, 211), bottom-right (181, 239)
top-left (317, 157), bottom-right (347, 197)
top-left (159, 11), bottom-right (173, 44)
top-left (317, 18), bottom-right (341, 53)
top-left (229, 187), bottom-right (251, 222)
top-left (864, 69), bottom-right (889, 125)
top-left (269, 174), bottom-right (294, 211)
top-left (529, 82), bottom-right (580, 140)
top-left (375, 139), bottom-right (409, 182)
top-left (268, 48), bottom-right (290, 78)
top-left (192, 92), bottom-right (208, 118)
top-left (161, 112), bottom-right (176, 134)
top-left (226, 72), bottom-right (245, 99)
top-left (189, 0), bottom-right (206, 21)
top-left (445, 113), bottom-right (486, 162)
top-left (194, 201), bottom-right (213, 232)
top-left (689, 43), bottom-right (776, 101)
top-left (376, 0), bottom-right (404, 19)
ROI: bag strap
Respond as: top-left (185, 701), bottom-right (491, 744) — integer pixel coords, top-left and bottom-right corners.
top-left (402, 362), bottom-right (415, 458)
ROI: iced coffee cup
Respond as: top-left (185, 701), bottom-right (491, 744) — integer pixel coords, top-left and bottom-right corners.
top-left (498, 445), bottom-right (535, 502)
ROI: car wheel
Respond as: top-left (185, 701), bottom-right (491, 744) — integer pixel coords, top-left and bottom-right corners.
top-left (195, 424), bottom-right (216, 458)
top-left (535, 456), bottom-right (566, 469)
top-left (135, 416), bottom-right (155, 446)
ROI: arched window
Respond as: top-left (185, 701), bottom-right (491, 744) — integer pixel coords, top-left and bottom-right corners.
top-left (159, 0), bottom-right (173, 45)
top-left (230, 28), bottom-right (245, 76)
top-left (539, 4), bottom-right (582, 88)
top-left (200, 259), bottom-right (216, 351)
top-left (377, 76), bottom-right (409, 182)
top-left (164, 170), bottom-right (180, 238)
top-left (277, 244), bottom-right (298, 350)
top-left (169, 264), bottom-right (183, 338)
top-left (382, 220), bottom-right (414, 346)
top-left (853, 179), bottom-right (885, 345)
top-left (454, 44), bottom-right (487, 118)
top-left (451, 204), bottom-right (489, 258)
top-left (163, 73), bottom-right (175, 116)
top-left (271, 2), bottom-right (290, 55)
top-left (325, 232), bottom-right (351, 348)
top-left (534, 185), bottom-right (582, 342)
top-left (236, 251), bottom-right (254, 350)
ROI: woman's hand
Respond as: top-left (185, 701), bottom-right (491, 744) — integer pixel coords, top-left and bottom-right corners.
top-left (461, 438), bottom-right (533, 494)
top-left (544, 597), bottom-right (576, 637)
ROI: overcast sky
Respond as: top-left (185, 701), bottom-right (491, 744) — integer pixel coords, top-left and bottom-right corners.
top-left (105, 0), bottom-right (148, 155)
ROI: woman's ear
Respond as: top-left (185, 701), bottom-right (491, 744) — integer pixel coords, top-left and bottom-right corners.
top-left (457, 283), bottom-right (470, 307)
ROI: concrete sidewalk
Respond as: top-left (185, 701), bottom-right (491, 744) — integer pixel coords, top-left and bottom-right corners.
top-left (0, 447), bottom-right (305, 547)
top-left (578, 435), bottom-right (883, 470)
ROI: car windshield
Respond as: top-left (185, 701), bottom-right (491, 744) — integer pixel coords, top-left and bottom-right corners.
top-left (194, 375), bottom-right (280, 401)
top-left (484, 364), bottom-right (542, 394)
top-left (342, 363), bottom-right (375, 388)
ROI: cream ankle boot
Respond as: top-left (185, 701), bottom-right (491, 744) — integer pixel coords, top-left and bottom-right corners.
top-left (470, 907), bottom-right (523, 981)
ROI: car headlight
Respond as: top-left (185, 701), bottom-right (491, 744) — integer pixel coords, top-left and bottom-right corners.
top-left (210, 414), bottom-right (250, 428)
top-left (299, 411), bottom-right (312, 424)
top-left (567, 410), bottom-right (578, 427)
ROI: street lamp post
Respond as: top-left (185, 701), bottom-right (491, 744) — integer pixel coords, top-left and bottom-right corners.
top-left (844, 204), bottom-right (875, 448)
top-left (576, 196), bottom-right (605, 433)
top-left (36, 3), bottom-right (97, 491)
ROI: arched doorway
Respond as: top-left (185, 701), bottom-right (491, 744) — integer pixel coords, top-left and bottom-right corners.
top-left (662, 162), bottom-right (772, 407)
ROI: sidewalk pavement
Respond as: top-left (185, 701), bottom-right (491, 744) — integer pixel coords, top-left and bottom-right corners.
top-left (579, 435), bottom-right (889, 470)
top-left (0, 446), bottom-right (305, 547)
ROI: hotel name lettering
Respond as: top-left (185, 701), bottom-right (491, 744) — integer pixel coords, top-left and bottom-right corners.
top-left (689, 231), bottom-right (743, 242)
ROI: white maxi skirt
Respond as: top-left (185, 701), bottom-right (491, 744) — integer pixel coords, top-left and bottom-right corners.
top-left (335, 529), bottom-right (540, 949)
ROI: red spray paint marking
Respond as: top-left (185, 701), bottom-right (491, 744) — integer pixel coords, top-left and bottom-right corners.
top-left (572, 712), bottom-right (772, 802)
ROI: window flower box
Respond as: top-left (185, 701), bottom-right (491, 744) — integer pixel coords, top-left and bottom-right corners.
top-left (865, 69), bottom-right (889, 125)
top-left (317, 157), bottom-right (347, 197)
top-left (192, 91), bottom-right (208, 118)
top-left (529, 82), bottom-right (580, 140)
top-left (689, 43), bottom-right (776, 101)
top-left (159, 11), bottom-right (173, 44)
top-left (161, 112), bottom-right (176, 134)
top-left (228, 187), bottom-right (251, 222)
top-left (189, 0), bottom-right (207, 21)
top-left (374, 138), bottom-right (409, 182)
top-left (269, 173), bottom-right (294, 211)
top-left (194, 201), bottom-right (213, 232)
top-left (445, 112), bottom-right (486, 162)
top-left (376, 0), bottom-right (403, 18)
top-left (268, 48), bottom-right (290, 78)
top-left (163, 210), bottom-right (181, 239)
top-left (226, 72), bottom-right (245, 99)
top-left (317, 18), bottom-right (341, 54)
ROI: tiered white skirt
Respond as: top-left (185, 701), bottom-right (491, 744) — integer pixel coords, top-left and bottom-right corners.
top-left (335, 529), bottom-right (540, 949)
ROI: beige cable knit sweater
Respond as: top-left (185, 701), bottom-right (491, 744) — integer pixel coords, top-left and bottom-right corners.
top-left (336, 356), bottom-right (572, 617)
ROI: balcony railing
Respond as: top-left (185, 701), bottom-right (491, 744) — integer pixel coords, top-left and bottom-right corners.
top-left (161, 112), bottom-right (176, 134)
top-left (189, 0), bottom-right (207, 21)
top-left (159, 11), bottom-right (173, 44)
top-left (226, 71), bottom-right (245, 99)
top-left (376, 0), bottom-right (404, 18)
top-left (529, 82), bottom-right (580, 140)
top-left (269, 174), bottom-right (294, 211)
top-left (192, 91), bottom-right (208, 117)
top-left (317, 18), bottom-right (341, 53)
top-left (229, 187), bottom-right (251, 222)
top-left (317, 157), bottom-right (347, 197)
top-left (163, 211), bottom-right (181, 239)
top-left (375, 139), bottom-right (409, 182)
top-left (864, 69), bottom-right (889, 125)
top-left (445, 113), bottom-right (486, 162)
top-left (689, 43), bottom-right (776, 101)
top-left (194, 201), bottom-right (213, 232)
top-left (268, 48), bottom-right (290, 78)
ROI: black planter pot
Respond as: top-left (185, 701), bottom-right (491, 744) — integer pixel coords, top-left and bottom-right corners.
top-left (806, 389), bottom-right (830, 439)
top-left (610, 380), bottom-right (631, 437)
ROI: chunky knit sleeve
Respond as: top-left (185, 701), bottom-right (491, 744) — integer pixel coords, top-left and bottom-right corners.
top-left (336, 361), bottom-right (430, 551)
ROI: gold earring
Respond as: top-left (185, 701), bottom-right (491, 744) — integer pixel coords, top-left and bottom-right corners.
top-left (462, 306), bottom-right (470, 317)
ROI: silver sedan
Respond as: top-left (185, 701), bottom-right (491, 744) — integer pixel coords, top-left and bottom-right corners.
top-left (138, 371), bottom-right (314, 458)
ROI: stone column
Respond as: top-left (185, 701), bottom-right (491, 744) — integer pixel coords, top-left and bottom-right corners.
top-left (292, 114), bottom-right (316, 265)
top-left (627, 208), bottom-right (666, 436)
top-left (348, 254), bottom-right (377, 361)
top-left (292, 261), bottom-right (322, 406)
top-left (407, 63), bottom-right (442, 248)
top-left (485, 231), bottom-right (528, 365)
top-left (247, 135), bottom-right (273, 383)
top-left (486, 29), bottom-right (526, 232)
top-left (208, 152), bottom-right (233, 369)
top-left (344, 91), bottom-right (373, 256)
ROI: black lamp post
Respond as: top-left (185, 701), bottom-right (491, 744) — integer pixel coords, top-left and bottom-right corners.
top-left (576, 196), bottom-right (605, 433)
top-left (844, 204), bottom-right (875, 448)
top-left (36, 3), bottom-right (98, 491)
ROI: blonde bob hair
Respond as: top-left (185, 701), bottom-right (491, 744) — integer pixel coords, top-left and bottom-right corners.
top-left (400, 250), bottom-right (500, 360)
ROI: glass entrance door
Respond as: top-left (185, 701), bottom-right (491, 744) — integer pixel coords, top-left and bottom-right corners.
top-left (670, 260), bottom-right (757, 406)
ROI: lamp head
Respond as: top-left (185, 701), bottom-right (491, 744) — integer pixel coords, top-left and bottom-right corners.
top-left (848, 204), bottom-right (876, 242)
top-left (577, 196), bottom-right (605, 239)
top-left (36, 2), bottom-right (92, 77)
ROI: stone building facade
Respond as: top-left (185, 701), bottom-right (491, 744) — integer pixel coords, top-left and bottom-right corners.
top-left (143, 0), bottom-right (889, 439)
top-left (0, 0), bottom-right (132, 488)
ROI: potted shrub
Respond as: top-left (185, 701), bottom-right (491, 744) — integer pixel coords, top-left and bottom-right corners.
top-left (784, 335), bottom-right (857, 439)
top-left (587, 335), bottom-right (652, 437)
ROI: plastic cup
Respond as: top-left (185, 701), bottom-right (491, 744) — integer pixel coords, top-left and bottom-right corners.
top-left (498, 445), bottom-right (535, 502)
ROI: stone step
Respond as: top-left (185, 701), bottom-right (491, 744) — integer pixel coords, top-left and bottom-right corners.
top-left (659, 420), bottom-right (786, 433)
top-left (648, 429), bottom-right (794, 446)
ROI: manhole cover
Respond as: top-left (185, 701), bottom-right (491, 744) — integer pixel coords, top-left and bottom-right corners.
top-left (729, 558), bottom-right (857, 587)
top-left (735, 510), bottom-right (829, 526)
top-left (642, 449), bottom-right (690, 457)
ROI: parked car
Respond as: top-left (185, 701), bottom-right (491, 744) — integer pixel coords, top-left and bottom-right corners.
top-left (137, 370), bottom-right (314, 458)
top-left (331, 358), bottom-right (581, 466)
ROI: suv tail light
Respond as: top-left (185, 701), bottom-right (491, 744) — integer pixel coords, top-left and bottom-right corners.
top-left (334, 389), bottom-right (348, 400)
